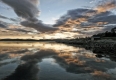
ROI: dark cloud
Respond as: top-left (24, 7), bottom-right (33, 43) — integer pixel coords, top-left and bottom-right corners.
top-left (0, 23), bottom-right (7, 28)
top-left (67, 8), bottom-right (96, 19)
top-left (0, 21), bottom-right (8, 28)
top-left (0, 15), bottom-right (9, 19)
top-left (21, 21), bottom-right (59, 33)
top-left (53, 52), bottom-right (116, 74)
top-left (0, 54), bottom-right (9, 61)
top-left (9, 49), bottom-right (29, 54)
top-left (53, 0), bottom-right (116, 35)
top-left (2, 0), bottom-right (39, 22)
top-left (102, 24), bottom-right (116, 32)
top-left (1, 0), bottom-right (59, 33)
top-left (53, 56), bottom-right (93, 74)
top-left (1, 0), bottom-right (116, 34)
top-left (6, 28), bottom-right (32, 33)
top-left (0, 14), bottom-right (18, 22)
top-left (91, 11), bottom-right (112, 18)
top-left (9, 18), bottom-right (18, 22)
top-left (2, 49), bottom-right (58, 80)
top-left (0, 60), bottom-right (16, 68)
top-left (21, 50), bottom-right (57, 62)
top-left (2, 60), bottom-right (39, 80)
top-left (53, 8), bottom-right (94, 27)
top-left (89, 15), bottom-right (116, 24)
top-left (53, 2), bottom-right (116, 35)
top-left (54, 8), bottom-right (114, 28)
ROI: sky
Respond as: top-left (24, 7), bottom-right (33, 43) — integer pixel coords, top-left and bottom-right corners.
top-left (39, 0), bottom-right (94, 24)
top-left (0, 0), bottom-right (94, 24)
top-left (0, 0), bottom-right (116, 39)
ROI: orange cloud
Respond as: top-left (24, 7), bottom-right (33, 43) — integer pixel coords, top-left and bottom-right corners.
top-left (95, 0), bottom-right (116, 13)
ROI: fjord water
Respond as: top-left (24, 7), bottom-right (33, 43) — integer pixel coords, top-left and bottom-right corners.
top-left (0, 42), bottom-right (116, 80)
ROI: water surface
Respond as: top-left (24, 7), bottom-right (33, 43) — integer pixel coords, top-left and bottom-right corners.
top-left (0, 42), bottom-right (116, 80)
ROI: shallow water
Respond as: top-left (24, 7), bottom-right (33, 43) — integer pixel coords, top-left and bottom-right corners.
top-left (0, 42), bottom-right (116, 80)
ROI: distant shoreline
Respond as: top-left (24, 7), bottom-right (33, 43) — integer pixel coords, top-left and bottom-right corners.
top-left (0, 39), bottom-right (55, 42)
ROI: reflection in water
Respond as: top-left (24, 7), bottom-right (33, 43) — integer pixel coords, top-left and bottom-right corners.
top-left (0, 42), bottom-right (116, 80)
top-left (3, 60), bottom-right (39, 80)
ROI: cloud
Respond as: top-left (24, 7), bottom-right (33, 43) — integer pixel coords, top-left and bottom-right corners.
top-left (0, 23), bottom-right (7, 28)
top-left (95, 0), bottom-right (116, 13)
top-left (53, 48), bottom-right (116, 75)
top-left (0, 14), bottom-right (9, 19)
top-left (9, 18), bottom-right (18, 22)
top-left (1, 0), bottom-right (39, 21)
top-left (52, 0), bottom-right (116, 36)
top-left (102, 24), bottom-right (116, 32)
top-left (0, 53), bottom-right (9, 61)
top-left (21, 50), bottom-right (57, 61)
top-left (28, 0), bottom-right (39, 6)
top-left (89, 15), bottom-right (116, 24)
top-left (1, 0), bottom-right (60, 33)
top-left (1, 0), bottom-right (116, 35)
top-left (53, 8), bottom-right (100, 35)
top-left (54, 7), bottom-right (114, 28)
top-left (53, 8), bottom-right (94, 27)
top-left (0, 21), bottom-right (8, 28)
top-left (0, 14), bottom-right (18, 22)
top-left (6, 28), bottom-right (33, 33)
top-left (21, 21), bottom-right (59, 33)
top-left (3, 60), bottom-right (39, 80)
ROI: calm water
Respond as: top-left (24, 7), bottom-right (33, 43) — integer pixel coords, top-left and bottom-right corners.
top-left (0, 42), bottom-right (116, 80)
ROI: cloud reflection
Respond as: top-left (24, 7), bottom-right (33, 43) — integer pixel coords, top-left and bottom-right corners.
top-left (0, 42), bottom-right (116, 80)
top-left (2, 60), bottom-right (39, 80)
